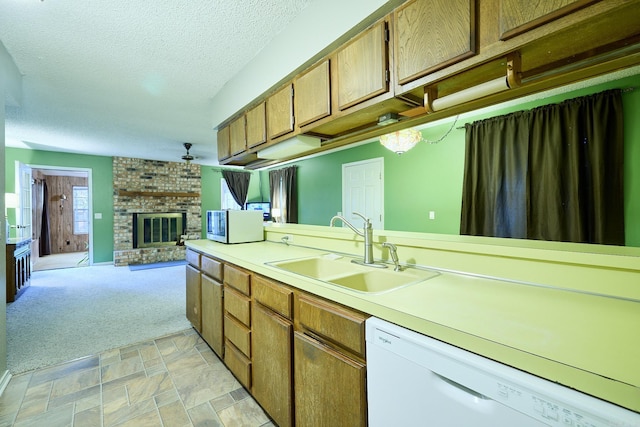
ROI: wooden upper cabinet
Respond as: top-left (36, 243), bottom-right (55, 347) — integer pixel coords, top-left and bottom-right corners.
top-left (394, 0), bottom-right (476, 86)
top-left (499, 0), bottom-right (598, 40)
top-left (216, 125), bottom-right (231, 161)
top-left (246, 102), bottom-right (266, 149)
top-left (335, 21), bottom-right (388, 111)
top-left (295, 60), bottom-right (331, 128)
top-left (267, 83), bottom-right (294, 139)
top-left (229, 115), bottom-right (247, 156)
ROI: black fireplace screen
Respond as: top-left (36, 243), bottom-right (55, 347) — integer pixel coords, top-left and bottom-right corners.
top-left (133, 212), bottom-right (186, 248)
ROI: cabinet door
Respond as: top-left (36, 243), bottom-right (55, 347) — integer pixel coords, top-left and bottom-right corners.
top-left (499, 0), bottom-right (598, 40)
top-left (252, 304), bottom-right (293, 427)
top-left (394, 0), bottom-right (475, 85)
top-left (201, 274), bottom-right (224, 358)
top-left (185, 265), bottom-right (201, 332)
top-left (267, 83), bottom-right (294, 139)
top-left (246, 102), bottom-right (267, 148)
top-left (335, 21), bottom-right (388, 111)
top-left (297, 293), bottom-right (367, 357)
top-left (217, 125), bottom-right (231, 161)
top-left (294, 332), bottom-right (366, 427)
top-left (229, 115), bottom-right (247, 156)
top-left (295, 60), bottom-right (331, 128)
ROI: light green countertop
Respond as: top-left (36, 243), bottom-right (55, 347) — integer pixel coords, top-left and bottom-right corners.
top-left (186, 238), bottom-right (640, 413)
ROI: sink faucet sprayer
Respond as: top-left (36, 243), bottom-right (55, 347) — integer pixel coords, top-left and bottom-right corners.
top-left (329, 212), bottom-right (386, 268)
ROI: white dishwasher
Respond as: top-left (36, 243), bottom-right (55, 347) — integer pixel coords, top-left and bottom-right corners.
top-left (366, 317), bottom-right (640, 427)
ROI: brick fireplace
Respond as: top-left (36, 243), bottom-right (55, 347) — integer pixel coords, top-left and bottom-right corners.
top-left (113, 157), bottom-right (201, 266)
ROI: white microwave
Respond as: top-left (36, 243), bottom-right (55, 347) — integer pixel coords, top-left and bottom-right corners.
top-left (206, 210), bottom-right (264, 244)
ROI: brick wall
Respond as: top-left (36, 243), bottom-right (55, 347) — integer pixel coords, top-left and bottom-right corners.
top-left (113, 157), bottom-right (201, 266)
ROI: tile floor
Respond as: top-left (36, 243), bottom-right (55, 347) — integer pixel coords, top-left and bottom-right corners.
top-left (0, 329), bottom-right (274, 427)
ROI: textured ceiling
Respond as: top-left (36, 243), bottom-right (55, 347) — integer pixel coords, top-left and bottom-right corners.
top-left (0, 0), bottom-right (316, 165)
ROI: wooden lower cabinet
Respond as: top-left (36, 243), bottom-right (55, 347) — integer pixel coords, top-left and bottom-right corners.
top-left (225, 340), bottom-right (252, 389)
top-left (252, 303), bottom-right (294, 427)
top-left (201, 274), bottom-right (224, 357)
top-left (294, 332), bottom-right (367, 427)
top-left (6, 239), bottom-right (32, 303)
top-left (186, 258), bottom-right (370, 425)
top-left (185, 264), bottom-right (201, 332)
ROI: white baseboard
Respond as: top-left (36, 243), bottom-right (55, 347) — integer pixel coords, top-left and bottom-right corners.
top-left (91, 262), bottom-right (113, 266)
top-left (0, 370), bottom-right (12, 397)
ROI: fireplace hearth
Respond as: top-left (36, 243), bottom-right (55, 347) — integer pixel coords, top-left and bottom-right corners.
top-left (133, 212), bottom-right (186, 249)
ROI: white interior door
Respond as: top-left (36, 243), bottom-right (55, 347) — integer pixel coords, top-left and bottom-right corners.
top-left (16, 161), bottom-right (32, 241)
top-left (342, 158), bottom-right (384, 230)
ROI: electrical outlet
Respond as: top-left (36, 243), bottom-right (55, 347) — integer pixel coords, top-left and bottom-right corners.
top-left (429, 211), bottom-right (436, 220)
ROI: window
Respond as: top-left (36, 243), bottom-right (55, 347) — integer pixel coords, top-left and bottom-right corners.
top-left (73, 186), bottom-right (89, 234)
top-left (221, 179), bottom-right (241, 210)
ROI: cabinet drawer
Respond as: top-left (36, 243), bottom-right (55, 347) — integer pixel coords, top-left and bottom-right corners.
top-left (225, 340), bottom-right (252, 389)
top-left (201, 255), bottom-right (223, 281)
top-left (224, 313), bottom-right (251, 357)
top-left (224, 264), bottom-right (251, 295)
top-left (297, 294), bottom-right (368, 357)
top-left (225, 287), bottom-right (251, 326)
top-left (253, 276), bottom-right (293, 320)
top-left (186, 249), bottom-right (201, 268)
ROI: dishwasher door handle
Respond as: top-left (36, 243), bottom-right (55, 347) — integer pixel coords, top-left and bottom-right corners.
top-left (433, 372), bottom-right (490, 400)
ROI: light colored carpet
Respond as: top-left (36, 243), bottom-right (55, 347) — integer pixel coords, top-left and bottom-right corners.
top-left (6, 264), bottom-right (191, 374)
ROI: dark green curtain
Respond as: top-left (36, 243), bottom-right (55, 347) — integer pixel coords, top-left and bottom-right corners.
top-left (269, 166), bottom-right (298, 223)
top-left (461, 89), bottom-right (625, 245)
top-left (221, 170), bottom-right (251, 209)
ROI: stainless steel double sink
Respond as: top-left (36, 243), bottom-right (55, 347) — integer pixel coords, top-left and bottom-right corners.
top-left (267, 254), bottom-right (440, 294)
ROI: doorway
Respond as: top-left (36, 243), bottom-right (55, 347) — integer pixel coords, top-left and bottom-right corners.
top-left (342, 158), bottom-right (384, 230)
top-left (27, 165), bottom-right (92, 271)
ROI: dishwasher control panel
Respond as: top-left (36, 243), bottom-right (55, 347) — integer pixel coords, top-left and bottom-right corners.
top-left (495, 381), bottom-right (620, 427)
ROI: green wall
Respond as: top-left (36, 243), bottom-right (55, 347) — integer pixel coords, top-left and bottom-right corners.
top-left (263, 73), bottom-right (640, 247)
top-left (5, 148), bottom-right (115, 263)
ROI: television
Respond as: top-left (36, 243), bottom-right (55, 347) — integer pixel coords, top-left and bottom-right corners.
top-left (245, 202), bottom-right (271, 221)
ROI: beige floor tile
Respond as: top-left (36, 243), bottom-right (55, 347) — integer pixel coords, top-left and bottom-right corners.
top-left (154, 388), bottom-right (181, 407)
top-left (103, 397), bottom-right (156, 427)
top-left (158, 400), bottom-right (191, 427)
top-left (139, 343), bottom-right (162, 361)
top-left (127, 371), bottom-right (174, 405)
top-left (50, 367), bottom-right (100, 399)
top-left (164, 348), bottom-right (208, 377)
top-left (173, 334), bottom-right (203, 352)
top-left (209, 393), bottom-right (236, 412)
top-left (73, 391), bottom-right (103, 413)
top-left (187, 402), bottom-right (223, 427)
top-left (29, 356), bottom-right (99, 388)
top-left (48, 384), bottom-right (101, 410)
top-left (217, 398), bottom-right (269, 427)
top-left (116, 407), bottom-right (163, 427)
top-left (172, 364), bottom-right (240, 409)
top-left (0, 372), bottom-right (32, 420)
top-left (1, 328), bottom-right (270, 427)
top-left (14, 381), bottom-right (51, 422)
top-left (102, 383), bottom-right (128, 406)
top-left (13, 403), bottom-right (74, 427)
top-left (101, 357), bottom-right (145, 383)
top-left (73, 406), bottom-right (101, 427)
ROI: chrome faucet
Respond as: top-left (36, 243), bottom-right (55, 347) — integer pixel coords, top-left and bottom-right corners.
top-left (382, 242), bottom-right (402, 271)
top-left (330, 212), bottom-right (386, 268)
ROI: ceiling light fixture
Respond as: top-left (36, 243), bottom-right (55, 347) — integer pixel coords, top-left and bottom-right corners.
top-left (379, 128), bottom-right (423, 155)
top-left (182, 143), bottom-right (194, 164)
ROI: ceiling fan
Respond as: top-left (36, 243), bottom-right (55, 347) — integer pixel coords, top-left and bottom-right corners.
top-left (182, 143), bottom-right (194, 163)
